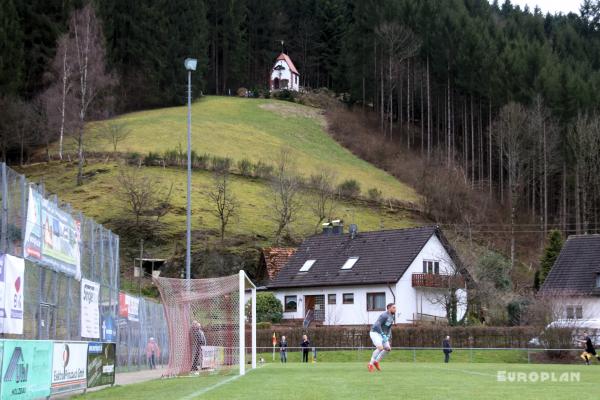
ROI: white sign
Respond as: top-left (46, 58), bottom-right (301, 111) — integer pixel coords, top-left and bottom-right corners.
top-left (0, 254), bottom-right (24, 334)
top-left (127, 295), bottom-right (139, 322)
top-left (81, 279), bottom-right (100, 339)
top-left (51, 342), bottom-right (88, 394)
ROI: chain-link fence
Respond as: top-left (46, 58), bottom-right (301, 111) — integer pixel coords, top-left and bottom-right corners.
top-left (0, 162), bottom-right (168, 371)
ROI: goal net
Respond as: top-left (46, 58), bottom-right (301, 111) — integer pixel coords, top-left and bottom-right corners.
top-left (154, 271), bottom-right (256, 376)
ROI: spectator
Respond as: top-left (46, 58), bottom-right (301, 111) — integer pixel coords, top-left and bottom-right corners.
top-left (279, 335), bottom-right (288, 363)
top-left (146, 337), bottom-right (160, 369)
top-left (190, 320), bottom-right (207, 371)
top-left (301, 335), bottom-right (310, 363)
top-left (442, 335), bottom-right (452, 363)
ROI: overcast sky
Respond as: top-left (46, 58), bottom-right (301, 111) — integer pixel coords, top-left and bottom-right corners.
top-left (507, 0), bottom-right (582, 14)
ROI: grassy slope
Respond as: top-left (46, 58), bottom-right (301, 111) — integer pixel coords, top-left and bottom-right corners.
top-left (20, 96), bottom-right (422, 259)
top-left (87, 96), bottom-right (418, 202)
top-left (19, 162), bottom-right (417, 257)
top-left (77, 362), bottom-right (596, 400)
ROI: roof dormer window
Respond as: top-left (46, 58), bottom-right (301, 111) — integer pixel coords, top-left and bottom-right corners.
top-left (341, 257), bottom-right (359, 270)
top-left (299, 259), bottom-right (316, 272)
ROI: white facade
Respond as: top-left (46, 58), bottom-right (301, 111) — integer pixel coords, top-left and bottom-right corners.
top-left (270, 59), bottom-right (300, 91)
top-left (549, 297), bottom-right (600, 321)
top-left (272, 235), bottom-right (467, 325)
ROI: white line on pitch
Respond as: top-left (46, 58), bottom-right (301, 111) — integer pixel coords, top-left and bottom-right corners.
top-left (180, 365), bottom-right (266, 399)
top-left (427, 365), bottom-right (496, 378)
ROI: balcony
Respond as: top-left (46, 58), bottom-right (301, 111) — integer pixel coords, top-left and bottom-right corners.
top-left (412, 273), bottom-right (465, 288)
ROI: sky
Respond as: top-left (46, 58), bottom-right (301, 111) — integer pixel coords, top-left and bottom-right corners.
top-left (508, 0), bottom-right (582, 14)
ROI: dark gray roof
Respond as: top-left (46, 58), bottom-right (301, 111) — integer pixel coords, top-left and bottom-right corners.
top-left (269, 226), bottom-right (455, 289)
top-left (541, 234), bottom-right (600, 295)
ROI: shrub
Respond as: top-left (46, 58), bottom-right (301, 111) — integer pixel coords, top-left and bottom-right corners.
top-left (337, 179), bottom-right (361, 198)
top-left (163, 149), bottom-right (180, 166)
top-left (253, 161), bottom-right (274, 178)
top-left (256, 292), bottom-right (283, 323)
top-left (143, 151), bottom-right (161, 166)
top-left (192, 152), bottom-right (210, 170)
top-left (127, 152), bottom-right (142, 165)
top-left (256, 322), bottom-right (272, 330)
top-left (367, 187), bottom-right (383, 202)
top-left (273, 89), bottom-right (296, 102)
top-left (210, 155), bottom-right (232, 172)
top-left (237, 158), bottom-right (253, 176)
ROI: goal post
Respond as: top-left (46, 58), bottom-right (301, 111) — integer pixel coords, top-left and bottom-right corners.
top-left (153, 271), bottom-right (256, 377)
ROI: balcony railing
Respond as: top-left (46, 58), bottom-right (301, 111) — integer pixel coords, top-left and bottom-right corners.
top-left (412, 273), bottom-right (465, 288)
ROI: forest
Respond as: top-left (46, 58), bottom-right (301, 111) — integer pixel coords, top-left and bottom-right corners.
top-left (3, 0), bottom-right (600, 263)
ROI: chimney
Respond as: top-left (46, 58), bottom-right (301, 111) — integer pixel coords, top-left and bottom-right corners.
top-left (322, 219), bottom-right (344, 235)
top-left (349, 224), bottom-right (358, 239)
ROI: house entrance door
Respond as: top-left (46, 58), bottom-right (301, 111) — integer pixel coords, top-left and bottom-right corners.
top-left (304, 295), bottom-right (325, 322)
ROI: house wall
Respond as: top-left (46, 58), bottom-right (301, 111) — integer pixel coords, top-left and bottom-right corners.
top-left (395, 234), bottom-right (467, 324)
top-left (274, 284), bottom-right (395, 326)
top-left (548, 297), bottom-right (600, 320)
top-left (270, 60), bottom-right (299, 91)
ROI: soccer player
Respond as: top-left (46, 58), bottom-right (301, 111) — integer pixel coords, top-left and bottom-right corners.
top-left (368, 303), bottom-right (396, 372)
top-left (577, 331), bottom-right (600, 365)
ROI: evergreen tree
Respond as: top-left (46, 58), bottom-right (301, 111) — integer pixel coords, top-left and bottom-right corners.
top-left (537, 229), bottom-right (564, 288)
top-left (0, 0), bottom-right (24, 96)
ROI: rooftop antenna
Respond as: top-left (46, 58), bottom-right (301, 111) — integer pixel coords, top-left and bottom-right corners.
top-left (278, 40), bottom-right (285, 54)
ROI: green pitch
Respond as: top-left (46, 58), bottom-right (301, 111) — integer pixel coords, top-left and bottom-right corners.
top-left (76, 362), bottom-right (597, 400)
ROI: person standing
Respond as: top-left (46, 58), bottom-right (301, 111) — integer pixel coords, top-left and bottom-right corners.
top-left (301, 335), bottom-right (310, 363)
top-left (146, 337), bottom-right (160, 369)
top-left (190, 320), bottom-right (207, 371)
top-left (442, 335), bottom-right (452, 363)
top-left (578, 331), bottom-right (600, 365)
top-left (368, 303), bottom-right (396, 372)
top-left (279, 335), bottom-right (288, 363)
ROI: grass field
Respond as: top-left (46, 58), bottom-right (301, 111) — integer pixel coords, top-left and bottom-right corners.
top-left (85, 96), bottom-right (418, 202)
top-left (76, 362), bottom-right (597, 400)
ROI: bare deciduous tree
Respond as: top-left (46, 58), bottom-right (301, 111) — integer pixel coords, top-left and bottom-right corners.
top-left (269, 147), bottom-right (301, 245)
top-left (309, 169), bottom-right (337, 232)
top-left (69, 4), bottom-right (116, 185)
top-left (568, 113), bottom-right (600, 234)
top-left (117, 167), bottom-right (161, 227)
top-left (375, 22), bottom-right (420, 140)
top-left (494, 102), bottom-right (531, 269)
top-left (100, 121), bottom-right (132, 152)
top-left (207, 170), bottom-right (238, 242)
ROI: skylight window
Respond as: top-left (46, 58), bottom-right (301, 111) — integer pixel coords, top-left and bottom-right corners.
top-left (299, 260), bottom-right (316, 272)
top-left (341, 257), bottom-right (359, 270)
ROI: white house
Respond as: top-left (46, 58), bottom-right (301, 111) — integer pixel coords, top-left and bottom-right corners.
top-left (268, 225), bottom-right (469, 326)
top-left (270, 53), bottom-right (300, 91)
top-left (540, 234), bottom-right (600, 322)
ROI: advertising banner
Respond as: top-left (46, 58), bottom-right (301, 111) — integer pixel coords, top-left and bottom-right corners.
top-left (50, 342), bottom-right (87, 395)
top-left (0, 254), bottom-right (25, 334)
top-left (201, 346), bottom-right (225, 369)
top-left (80, 279), bottom-right (100, 339)
top-left (87, 342), bottom-right (116, 388)
top-left (101, 315), bottom-right (116, 342)
top-left (23, 187), bottom-right (81, 280)
top-left (118, 292), bottom-right (139, 322)
top-left (0, 340), bottom-right (53, 400)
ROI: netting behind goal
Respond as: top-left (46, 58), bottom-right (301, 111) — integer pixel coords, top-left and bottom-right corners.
top-left (154, 271), bottom-right (256, 376)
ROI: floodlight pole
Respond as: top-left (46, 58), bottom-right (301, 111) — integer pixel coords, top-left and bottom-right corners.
top-left (185, 60), bottom-right (196, 281)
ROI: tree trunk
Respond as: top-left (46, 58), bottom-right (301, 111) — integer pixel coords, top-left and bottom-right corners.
top-left (489, 99), bottom-right (492, 196)
top-left (427, 56), bottom-right (431, 160)
top-left (575, 165), bottom-right (581, 234)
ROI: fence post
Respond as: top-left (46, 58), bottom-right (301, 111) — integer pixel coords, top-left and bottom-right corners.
top-left (527, 348), bottom-right (531, 364)
top-left (1, 162), bottom-right (8, 254)
top-left (413, 348), bottom-right (416, 363)
top-left (20, 174), bottom-right (26, 243)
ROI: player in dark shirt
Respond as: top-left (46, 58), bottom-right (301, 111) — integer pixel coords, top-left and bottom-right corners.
top-left (578, 331), bottom-right (600, 365)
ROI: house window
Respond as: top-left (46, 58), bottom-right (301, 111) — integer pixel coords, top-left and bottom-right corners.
top-left (341, 257), bottom-right (359, 270)
top-left (367, 292), bottom-right (386, 311)
top-left (284, 295), bottom-right (297, 312)
top-left (299, 259), bottom-right (316, 272)
top-left (422, 260), bottom-right (440, 274)
top-left (596, 273), bottom-right (600, 288)
top-left (328, 294), bottom-right (336, 304)
top-left (342, 293), bottom-right (354, 304)
top-left (566, 305), bottom-right (583, 319)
